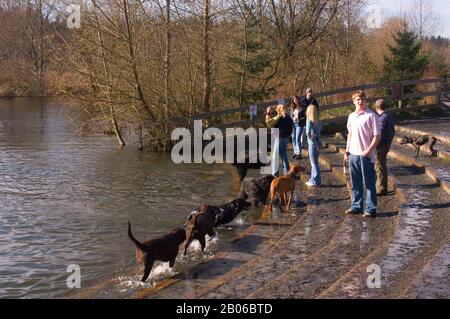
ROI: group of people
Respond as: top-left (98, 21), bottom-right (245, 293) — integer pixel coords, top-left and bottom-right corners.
top-left (265, 88), bottom-right (395, 218)
top-left (265, 88), bottom-right (322, 187)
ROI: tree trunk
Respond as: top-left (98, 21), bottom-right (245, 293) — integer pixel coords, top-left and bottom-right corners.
top-left (93, 0), bottom-right (125, 147)
top-left (123, 0), bottom-right (155, 123)
top-left (202, 0), bottom-right (212, 116)
top-left (164, 0), bottom-right (171, 136)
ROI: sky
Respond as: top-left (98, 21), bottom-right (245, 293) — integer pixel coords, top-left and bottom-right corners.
top-left (367, 0), bottom-right (450, 38)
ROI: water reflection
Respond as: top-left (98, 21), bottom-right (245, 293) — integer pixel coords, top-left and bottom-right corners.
top-left (0, 98), bottom-right (247, 298)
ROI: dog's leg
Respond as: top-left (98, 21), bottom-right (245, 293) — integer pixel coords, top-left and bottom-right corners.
top-left (141, 257), bottom-right (154, 282)
top-left (286, 190), bottom-right (293, 211)
top-left (269, 190), bottom-right (274, 212)
top-left (415, 146), bottom-right (420, 157)
top-left (184, 239), bottom-right (192, 256)
top-left (280, 192), bottom-right (286, 208)
top-left (199, 236), bottom-right (206, 252)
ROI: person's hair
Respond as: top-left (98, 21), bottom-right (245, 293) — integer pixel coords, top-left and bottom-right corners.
top-left (306, 88), bottom-right (313, 94)
top-left (352, 90), bottom-right (366, 100)
top-left (306, 104), bottom-right (318, 126)
top-left (291, 95), bottom-right (300, 108)
top-left (375, 99), bottom-right (387, 110)
top-left (276, 104), bottom-right (286, 114)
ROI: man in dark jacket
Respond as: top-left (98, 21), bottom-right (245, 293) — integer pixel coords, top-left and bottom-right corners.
top-left (300, 88), bottom-right (319, 147)
top-left (301, 88), bottom-right (319, 110)
top-left (375, 99), bottom-right (395, 196)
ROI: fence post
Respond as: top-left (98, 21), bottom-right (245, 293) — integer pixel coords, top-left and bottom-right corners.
top-left (437, 78), bottom-right (442, 106)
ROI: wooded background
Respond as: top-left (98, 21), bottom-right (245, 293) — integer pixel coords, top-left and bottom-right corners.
top-left (0, 0), bottom-right (448, 148)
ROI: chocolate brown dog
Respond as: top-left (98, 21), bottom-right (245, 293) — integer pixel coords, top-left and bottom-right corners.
top-left (268, 164), bottom-right (305, 212)
top-left (184, 206), bottom-right (216, 255)
top-left (128, 222), bottom-right (186, 282)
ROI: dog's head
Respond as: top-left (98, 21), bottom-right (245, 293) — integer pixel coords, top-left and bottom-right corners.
top-left (289, 164), bottom-right (305, 175)
top-left (400, 136), bottom-right (413, 145)
top-left (232, 198), bottom-right (251, 212)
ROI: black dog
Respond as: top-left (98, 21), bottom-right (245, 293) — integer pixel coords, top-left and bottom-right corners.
top-left (239, 174), bottom-right (274, 206)
top-left (233, 159), bottom-right (267, 180)
top-left (400, 135), bottom-right (437, 157)
top-left (428, 136), bottom-right (441, 157)
top-left (214, 198), bottom-right (252, 226)
top-left (193, 198), bottom-right (252, 227)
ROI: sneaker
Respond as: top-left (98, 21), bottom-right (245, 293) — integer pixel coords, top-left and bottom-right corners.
top-left (345, 208), bottom-right (363, 215)
top-left (363, 211), bottom-right (377, 218)
top-left (305, 181), bottom-right (313, 187)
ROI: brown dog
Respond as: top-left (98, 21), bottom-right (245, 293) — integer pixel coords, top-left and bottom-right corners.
top-left (268, 164), bottom-right (305, 212)
top-left (184, 205), bottom-right (216, 255)
top-left (128, 222), bottom-right (186, 282)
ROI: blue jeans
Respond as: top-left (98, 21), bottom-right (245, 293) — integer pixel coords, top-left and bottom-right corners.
top-left (272, 137), bottom-right (290, 176)
top-left (349, 154), bottom-right (377, 213)
top-left (292, 123), bottom-right (303, 155)
top-left (308, 143), bottom-right (321, 185)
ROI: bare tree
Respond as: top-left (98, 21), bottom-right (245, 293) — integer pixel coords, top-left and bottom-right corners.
top-left (202, 0), bottom-right (211, 114)
top-left (407, 0), bottom-right (440, 39)
top-left (92, 0), bottom-right (125, 147)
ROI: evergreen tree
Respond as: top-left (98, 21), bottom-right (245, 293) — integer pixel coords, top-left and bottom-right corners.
top-left (383, 29), bottom-right (429, 95)
top-left (222, 3), bottom-right (272, 117)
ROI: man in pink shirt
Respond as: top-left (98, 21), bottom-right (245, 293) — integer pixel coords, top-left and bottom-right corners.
top-left (344, 90), bottom-right (381, 217)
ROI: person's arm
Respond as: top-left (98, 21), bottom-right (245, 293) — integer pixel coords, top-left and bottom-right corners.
top-left (306, 121), bottom-right (312, 138)
top-left (265, 106), bottom-right (281, 128)
top-left (361, 114), bottom-right (381, 157)
top-left (378, 115), bottom-right (388, 147)
top-left (344, 131), bottom-right (352, 161)
top-left (361, 135), bottom-right (381, 157)
top-left (344, 116), bottom-right (352, 161)
top-left (265, 114), bottom-right (281, 128)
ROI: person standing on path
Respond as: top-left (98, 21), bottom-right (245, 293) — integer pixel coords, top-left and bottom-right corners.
top-left (305, 104), bottom-right (322, 187)
top-left (291, 95), bottom-right (306, 159)
top-left (375, 99), bottom-right (395, 196)
top-left (344, 90), bottom-right (381, 218)
top-left (266, 104), bottom-right (293, 177)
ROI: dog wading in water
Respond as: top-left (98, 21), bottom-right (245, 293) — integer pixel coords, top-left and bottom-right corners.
top-left (128, 222), bottom-right (186, 282)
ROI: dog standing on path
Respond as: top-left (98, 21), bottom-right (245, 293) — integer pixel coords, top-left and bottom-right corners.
top-left (400, 135), bottom-right (437, 157)
top-left (268, 164), bottom-right (305, 212)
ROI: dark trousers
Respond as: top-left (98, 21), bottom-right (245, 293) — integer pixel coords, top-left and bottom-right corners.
top-left (375, 146), bottom-right (389, 194)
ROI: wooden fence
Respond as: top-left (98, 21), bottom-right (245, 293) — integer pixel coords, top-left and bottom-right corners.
top-left (171, 77), bottom-right (445, 130)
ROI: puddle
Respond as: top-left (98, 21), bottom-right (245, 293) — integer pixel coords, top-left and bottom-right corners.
top-left (381, 189), bottom-right (432, 275)
top-left (304, 216), bottom-right (313, 238)
top-left (359, 221), bottom-right (369, 253)
top-left (435, 168), bottom-right (450, 183)
top-left (408, 242), bottom-right (450, 298)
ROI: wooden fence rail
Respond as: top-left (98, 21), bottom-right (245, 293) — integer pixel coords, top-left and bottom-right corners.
top-left (170, 77), bottom-right (444, 129)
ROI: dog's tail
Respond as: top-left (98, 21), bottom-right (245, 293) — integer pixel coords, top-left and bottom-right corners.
top-left (128, 222), bottom-right (146, 251)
